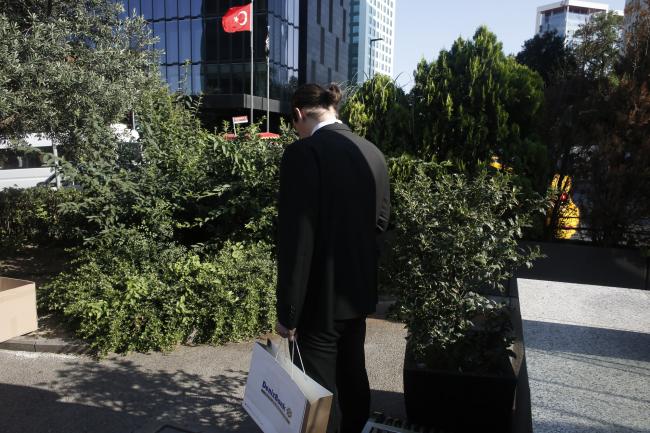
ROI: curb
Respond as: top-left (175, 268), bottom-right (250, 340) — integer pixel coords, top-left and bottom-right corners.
top-left (133, 421), bottom-right (199, 433)
top-left (0, 336), bottom-right (88, 354)
top-left (0, 301), bottom-right (397, 356)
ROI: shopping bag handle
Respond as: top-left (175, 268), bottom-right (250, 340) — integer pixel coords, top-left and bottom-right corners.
top-left (291, 338), bottom-right (306, 377)
top-left (270, 338), bottom-right (307, 379)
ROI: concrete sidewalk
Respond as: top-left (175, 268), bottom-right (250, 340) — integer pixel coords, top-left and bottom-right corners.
top-left (0, 317), bottom-right (407, 433)
top-left (518, 279), bottom-right (650, 433)
top-left (6, 276), bottom-right (647, 433)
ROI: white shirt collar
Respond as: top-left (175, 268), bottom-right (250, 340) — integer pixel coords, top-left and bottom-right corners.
top-left (311, 118), bottom-right (343, 136)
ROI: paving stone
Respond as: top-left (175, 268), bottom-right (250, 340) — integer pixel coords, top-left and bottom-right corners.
top-left (518, 278), bottom-right (650, 433)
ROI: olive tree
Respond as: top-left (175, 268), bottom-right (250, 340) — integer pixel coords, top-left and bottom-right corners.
top-left (0, 0), bottom-right (159, 161)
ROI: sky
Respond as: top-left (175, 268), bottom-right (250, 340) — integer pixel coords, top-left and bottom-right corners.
top-left (393, 0), bottom-right (627, 89)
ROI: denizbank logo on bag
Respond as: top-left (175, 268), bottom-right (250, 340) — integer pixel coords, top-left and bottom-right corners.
top-left (262, 380), bottom-right (293, 423)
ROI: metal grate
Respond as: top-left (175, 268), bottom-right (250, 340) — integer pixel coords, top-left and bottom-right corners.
top-left (362, 412), bottom-right (448, 433)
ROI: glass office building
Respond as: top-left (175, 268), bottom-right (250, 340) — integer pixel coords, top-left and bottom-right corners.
top-left (298, 0), bottom-right (350, 85)
top-left (536, 1), bottom-right (612, 41)
top-left (123, 0), bottom-right (300, 119)
top-left (348, 0), bottom-right (396, 83)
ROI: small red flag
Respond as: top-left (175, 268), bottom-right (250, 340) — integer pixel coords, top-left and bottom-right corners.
top-left (222, 3), bottom-right (252, 33)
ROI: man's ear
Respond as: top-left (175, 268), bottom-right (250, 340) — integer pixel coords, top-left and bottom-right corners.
top-left (293, 108), bottom-right (302, 123)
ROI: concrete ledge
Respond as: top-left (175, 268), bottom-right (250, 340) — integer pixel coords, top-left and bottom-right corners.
top-left (0, 336), bottom-right (88, 354)
top-left (0, 339), bottom-right (36, 352)
top-left (35, 337), bottom-right (88, 354)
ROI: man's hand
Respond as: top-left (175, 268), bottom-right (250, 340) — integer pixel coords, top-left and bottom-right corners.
top-left (275, 321), bottom-right (297, 341)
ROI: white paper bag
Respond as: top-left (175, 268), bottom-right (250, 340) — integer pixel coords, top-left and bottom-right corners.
top-left (243, 339), bottom-right (333, 433)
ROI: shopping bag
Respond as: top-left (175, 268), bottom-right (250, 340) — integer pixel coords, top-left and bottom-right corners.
top-left (243, 339), bottom-right (333, 433)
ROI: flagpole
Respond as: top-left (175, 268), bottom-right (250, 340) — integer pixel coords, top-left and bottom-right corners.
top-left (266, 25), bottom-right (270, 133)
top-left (250, 0), bottom-right (254, 124)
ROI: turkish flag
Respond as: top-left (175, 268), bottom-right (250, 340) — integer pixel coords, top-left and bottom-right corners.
top-left (222, 3), bottom-right (253, 33)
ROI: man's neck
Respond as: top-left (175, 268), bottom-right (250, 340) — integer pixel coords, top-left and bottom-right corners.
top-left (311, 116), bottom-right (341, 136)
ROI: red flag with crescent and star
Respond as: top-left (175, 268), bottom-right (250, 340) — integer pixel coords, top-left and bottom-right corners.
top-left (222, 3), bottom-right (252, 33)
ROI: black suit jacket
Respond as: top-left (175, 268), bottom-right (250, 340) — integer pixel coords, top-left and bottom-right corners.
top-left (276, 123), bottom-right (390, 331)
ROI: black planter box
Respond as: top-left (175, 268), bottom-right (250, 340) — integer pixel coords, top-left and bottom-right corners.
top-left (402, 279), bottom-right (533, 433)
top-left (403, 358), bottom-right (517, 433)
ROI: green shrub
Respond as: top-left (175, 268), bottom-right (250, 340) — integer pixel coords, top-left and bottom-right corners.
top-left (42, 228), bottom-right (276, 355)
top-left (0, 187), bottom-right (84, 249)
top-left (341, 74), bottom-right (412, 156)
top-left (183, 241), bottom-right (277, 345)
top-left (38, 88), bottom-right (288, 355)
top-left (58, 88), bottom-right (291, 249)
top-left (388, 161), bottom-right (544, 372)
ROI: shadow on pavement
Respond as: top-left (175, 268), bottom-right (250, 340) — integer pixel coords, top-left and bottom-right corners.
top-left (0, 357), bottom-right (407, 433)
top-left (2, 359), bottom-right (260, 433)
top-left (523, 320), bottom-right (650, 363)
top-left (0, 382), bottom-right (144, 433)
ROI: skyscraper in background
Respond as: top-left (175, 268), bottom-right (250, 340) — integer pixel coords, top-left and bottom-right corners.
top-left (122, 0), bottom-right (299, 123)
top-left (348, 0), bottom-right (396, 83)
top-left (536, 0), bottom-right (615, 40)
top-left (121, 0), bottom-right (349, 125)
top-left (299, 0), bottom-right (350, 86)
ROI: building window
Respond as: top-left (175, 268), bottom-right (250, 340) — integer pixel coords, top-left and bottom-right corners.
top-left (335, 37), bottom-right (339, 71)
top-left (329, 0), bottom-right (333, 32)
top-left (328, 67), bottom-right (332, 83)
top-left (154, 21), bottom-right (165, 56)
top-left (320, 27), bottom-right (325, 64)
top-left (167, 65), bottom-right (179, 90)
top-left (191, 64), bottom-right (202, 94)
top-left (191, 18), bottom-right (202, 63)
top-left (153, 0), bottom-right (164, 20)
top-left (311, 60), bottom-right (316, 82)
top-left (180, 64), bottom-right (191, 93)
top-left (127, 0), bottom-right (140, 17)
top-left (141, 0), bottom-right (152, 19)
top-left (179, 19), bottom-right (191, 63)
top-left (165, 0), bottom-right (177, 19)
top-left (191, 0), bottom-right (202, 17)
top-left (178, 0), bottom-right (191, 17)
top-left (343, 9), bottom-right (347, 41)
top-left (317, 0), bottom-right (321, 24)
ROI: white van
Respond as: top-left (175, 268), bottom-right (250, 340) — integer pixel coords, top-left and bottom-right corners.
top-left (0, 124), bottom-right (139, 190)
top-left (0, 134), bottom-right (56, 190)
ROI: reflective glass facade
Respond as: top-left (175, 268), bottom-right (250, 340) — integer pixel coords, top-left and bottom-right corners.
top-left (539, 9), bottom-right (570, 36)
top-left (123, 0), bottom-right (300, 109)
top-left (348, 0), bottom-right (395, 83)
top-left (536, 2), bottom-right (610, 41)
top-left (298, 0), bottom-right (350, 85)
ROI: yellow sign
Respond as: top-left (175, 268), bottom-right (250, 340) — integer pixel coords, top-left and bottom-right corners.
top-left (547, 174), bottom-right (580, 239)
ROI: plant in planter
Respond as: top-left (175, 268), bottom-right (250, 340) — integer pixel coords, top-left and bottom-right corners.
top-left (388, 162), bottom-right (544, 432)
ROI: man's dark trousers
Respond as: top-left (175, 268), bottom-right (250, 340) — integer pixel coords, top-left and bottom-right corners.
top-left (293, 318), bottom-right (370, 433)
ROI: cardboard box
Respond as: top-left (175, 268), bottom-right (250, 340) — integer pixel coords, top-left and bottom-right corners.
top-left (0, 277), bottom-right (38, 343)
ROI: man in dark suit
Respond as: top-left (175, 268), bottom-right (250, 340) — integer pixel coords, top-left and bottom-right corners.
top-left (275, 83), bottom-right (390, 433)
